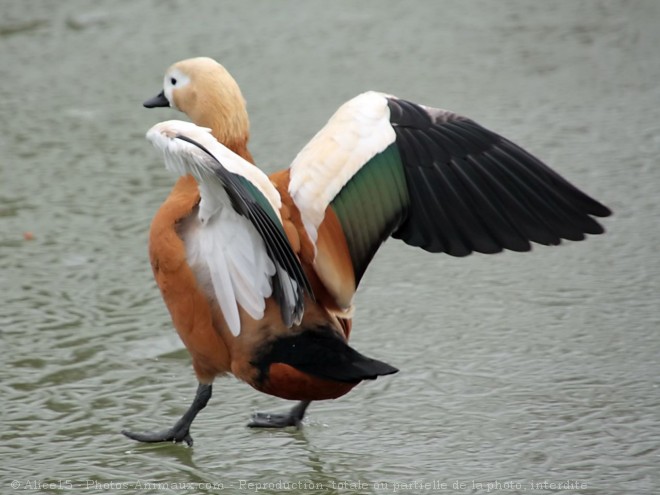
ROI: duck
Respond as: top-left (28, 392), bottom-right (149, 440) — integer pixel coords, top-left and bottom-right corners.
top-left (122, 57), bottom-right (611, 446)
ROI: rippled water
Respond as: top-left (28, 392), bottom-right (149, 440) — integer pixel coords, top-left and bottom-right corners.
top-left (2, 1), bottom-right (659, 494)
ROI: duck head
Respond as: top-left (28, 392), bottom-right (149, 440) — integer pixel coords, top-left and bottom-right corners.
top-left (144, 57), bottom-right (252, 159)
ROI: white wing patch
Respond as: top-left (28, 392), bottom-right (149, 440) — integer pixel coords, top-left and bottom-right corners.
top-left (199, 206), bottom-right (275, 336)
top-left (147, 120), bottom-right (283, 336)
top-left (288, 91), bottom-right (396, 246)
top-left (147, 120), bottom-right (282, 218)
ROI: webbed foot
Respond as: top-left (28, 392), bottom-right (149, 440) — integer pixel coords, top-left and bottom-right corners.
top-left (248, 400), bottom-right (311, 429)
top-left (122, 426), bottom-right (193, 446)
top-left (122, 383), bottom-right (211, 447)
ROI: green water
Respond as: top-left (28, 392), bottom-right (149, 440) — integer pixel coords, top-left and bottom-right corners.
top-left (2, 1), bottom-right (659, 494)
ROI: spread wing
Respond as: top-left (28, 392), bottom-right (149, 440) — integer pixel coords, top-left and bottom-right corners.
top-left (288, 92), bottom-right (611, 311)
top-left (148, 120), bottom-right (313, 335)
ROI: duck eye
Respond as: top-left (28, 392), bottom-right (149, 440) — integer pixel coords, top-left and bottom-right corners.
top-left (170, 77), bottom-right (177, 85)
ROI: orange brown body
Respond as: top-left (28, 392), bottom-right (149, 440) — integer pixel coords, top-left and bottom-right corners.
top-left (123, 57), bottom-right (610, 445)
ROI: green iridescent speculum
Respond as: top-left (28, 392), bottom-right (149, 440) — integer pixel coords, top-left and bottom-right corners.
top-left (236, 175), bottom-right (283, 231)
top-left (330, 144), bottom-right (409, 284)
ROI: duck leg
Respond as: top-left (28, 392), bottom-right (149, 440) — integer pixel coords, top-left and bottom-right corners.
top-left (248, 400), bottom-right (311, 428)
top-left (122, 383), bottom-right (212, 446)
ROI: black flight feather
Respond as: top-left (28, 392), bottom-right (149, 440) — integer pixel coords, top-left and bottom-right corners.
top-left (174, 134), bottom-right (313, 326)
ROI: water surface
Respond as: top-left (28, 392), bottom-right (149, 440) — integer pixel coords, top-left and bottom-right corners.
top-left (2, 1), bottom-right (659, 494)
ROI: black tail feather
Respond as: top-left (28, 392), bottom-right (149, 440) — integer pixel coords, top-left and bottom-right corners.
top-left (254, 328), bottom-right (398, 383)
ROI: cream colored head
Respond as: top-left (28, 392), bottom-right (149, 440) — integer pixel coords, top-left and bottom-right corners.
top-left (146, 57), bottom-right (251, 158)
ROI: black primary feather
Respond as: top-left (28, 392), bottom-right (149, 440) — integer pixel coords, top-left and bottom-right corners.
top-left (386, 97), bottom-right (611, 256)
top-left (175, 134), bottom-right (313, 326)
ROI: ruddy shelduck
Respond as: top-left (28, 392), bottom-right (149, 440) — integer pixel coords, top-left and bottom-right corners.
top-left (122, 57), bottom-right (611, 446)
